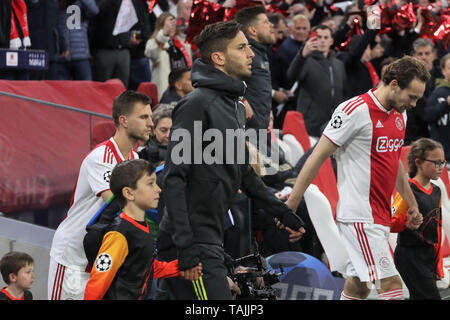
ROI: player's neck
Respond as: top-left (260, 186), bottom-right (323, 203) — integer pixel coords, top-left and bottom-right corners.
top-left (372, 85), bottom-right (393, 111)
top-left (5, 284), bottom-right (24, 299)
top-left (123, 203), bottom-right (146, 222)
top-left (412, 174), bottom-right (431, 189)
top-left (113, 131), bottom-right (136, 160)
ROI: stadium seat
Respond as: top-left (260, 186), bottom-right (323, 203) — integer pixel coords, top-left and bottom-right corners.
top-left (282, 134), bottom-right (304, 166)
top-left (282, 111), bottom-right (311, 152)
top-left (137, 82), bottom-right (159, 109)
top-left (304, 184), bottom-right (348, 274)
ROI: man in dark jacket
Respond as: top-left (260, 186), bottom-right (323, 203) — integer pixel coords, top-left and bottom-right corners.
top-left (90, 0), bottom-right (149, 88)
top-left (157, 21), bottom-right (306, 300)
top-left (287, 24), bottom-right (346, 138)
top-left (236, 6), bottom-right (289, 131)
top-left (425, 53), bottom-right (450, 162)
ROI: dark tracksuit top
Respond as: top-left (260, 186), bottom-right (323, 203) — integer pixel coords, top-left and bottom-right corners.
top-left (160, 59), bottom-right (305, 272)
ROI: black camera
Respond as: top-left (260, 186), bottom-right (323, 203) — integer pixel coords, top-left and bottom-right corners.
top-left (226, 250), bottom-right (284, 300)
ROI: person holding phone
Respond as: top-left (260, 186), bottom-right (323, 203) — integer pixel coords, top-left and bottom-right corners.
top-left (287, 24), bottom-right (346, 138)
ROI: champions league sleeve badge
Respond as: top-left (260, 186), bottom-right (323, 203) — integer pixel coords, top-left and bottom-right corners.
top-left (331, 115), bottom-right (343, 129)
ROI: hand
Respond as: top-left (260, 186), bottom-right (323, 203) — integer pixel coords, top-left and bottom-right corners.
top-left (243, 99), bottom-right (254, 121)
top-left (61, 50), bottom-right (70, 59)
top-left (180, 263), bottom-right (203, 281)
top-left (405, 207), bottom-right (423, 230)
top-left (273, 90), bottom-right (289, 104)
top-left (446, 95), bottom-right (450, 106)
top-left (163, 18), bottom-right (176, 37)
top-left (227, 276), bottom-right (241, 296)
top-left (302, 37), bottom-right (317, 57)
top-left (274, 218), bottom-right (306, 242)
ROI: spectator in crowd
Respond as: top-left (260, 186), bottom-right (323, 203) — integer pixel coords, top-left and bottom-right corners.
top-left (83, 159), bottom-right (202, 300)
top-left (159, 67), bottom-right (194, 104)
top-left (157, 21), bottom-right (305, 300)
top-left (91, 0), bottom-right (148, 88)
top-left (0, 252), bottom-right (34, 300)
top-left (391, 138), bottom-right (445, 300)
top-left (145, 12), bottom-right (192, 100)
top-left (236, 5), bottom-right (288, 131)
top-left (286, 56), bottom-right (429, 300)
top-left (128, 0), bottom-right (152, 90)
top-left (48, 90), bottom-right (153, 300)
top-left (139, 103), bottom-right (175, 165)
top-left (425, 53), bottom-right (450, 162)
top-left (56, 0), bottom-right (99, 80)
top-left (274, 14), bottom-right (310, 91)
top-left (337, 29), bottom-right (382, 100)
top-left (404, 38), bottom-right (441, 145)
top-left (267, 12), bottom-right (288, 48)
top-left (287, 24), bottom-right (346, 138)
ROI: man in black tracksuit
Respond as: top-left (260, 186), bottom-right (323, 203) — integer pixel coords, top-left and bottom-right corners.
top-left (156, 21), bottom-right (306, 300)
top-left (236, 6), bottom-right (289, 131)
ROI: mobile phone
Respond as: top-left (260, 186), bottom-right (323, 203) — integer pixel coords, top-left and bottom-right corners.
top-left (308, 31), bottom-right (317, 40)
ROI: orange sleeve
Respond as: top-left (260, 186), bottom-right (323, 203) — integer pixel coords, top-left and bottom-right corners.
top-left (153, 259), bottom-right (180, 279)
top-left (390, 192), bottom-right (409, 233)
top-left (84, 231), bottom-right (128, 300)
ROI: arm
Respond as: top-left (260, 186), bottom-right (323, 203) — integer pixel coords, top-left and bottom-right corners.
top-left (286, 44), bottom-right (308, 84)
top-left (239, 162), bottom-right (306, 232)
top-left (84, 231), bottom-right (128, 300)
top-left (285, 135), bottom-right (338, 212)
top-left (163, 98), bottom-right (207, 271)
top-left (395, 161), bottom-right (418, 210)
top-left (153, 259), bottom-right (180, 278)
top-left (144, 31), bottom-right (169, 62)
top-left (79, 0), bottom-right (99, 18)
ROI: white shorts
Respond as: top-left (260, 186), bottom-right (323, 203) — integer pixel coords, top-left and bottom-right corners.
top-left (338, 222), bottom-right (398, 283)
top-left (48, 257), bottom-right (90, 300)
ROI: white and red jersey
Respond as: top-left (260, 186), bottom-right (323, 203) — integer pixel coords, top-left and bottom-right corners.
top-left (323, 89), bottom-right (406, 227)
top-left (50, 138), bottom-right (138, 270)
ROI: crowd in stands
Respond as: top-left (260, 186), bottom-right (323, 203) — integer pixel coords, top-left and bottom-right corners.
top-left (0, 0), bottom-right (449, 161)
top-left (1, 0), bottom-right (450, 300)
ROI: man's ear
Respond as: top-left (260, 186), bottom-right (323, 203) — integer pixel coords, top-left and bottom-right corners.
top-left (388, 79), bottom-right (399, 91)
top-left (119, 115), bottom-right (128, 128)
top-left (247, 25), bottom-right (257, 39)
top-left (211, 51), bottom-right (226, 67)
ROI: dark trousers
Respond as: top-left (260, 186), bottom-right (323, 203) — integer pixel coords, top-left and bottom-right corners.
top-left (56, 59), bottom-right (92, 80)
top-left (158, 242), bottom-right (232, 300)
top-left (129, 57), bottom-right (151, 91)
top-left (93, 48), bottom-right (130, 88)
top-left (394, 245), bottom-right (441, 300)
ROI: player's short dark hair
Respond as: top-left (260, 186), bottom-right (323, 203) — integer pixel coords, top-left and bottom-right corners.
top-left (381, 55), bottom-right (430, 89)
top-left (168, 67), bottom-right (191, 89)
top-left (0, 252), bottom-right (34, 284)
top-left (112, 90), bottom-right (152, 127)
top-left (235, 5), bottom-right (267, 28)
top-left (194, 21), bottom-right (244, 65)
top-left (109, 159), bottom-right (157, 208)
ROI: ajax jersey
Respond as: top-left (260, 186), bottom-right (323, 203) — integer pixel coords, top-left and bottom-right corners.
top-left (323, 89), bottom-right (406, 227)
top-left (50, 138), bottom-right (138, 269)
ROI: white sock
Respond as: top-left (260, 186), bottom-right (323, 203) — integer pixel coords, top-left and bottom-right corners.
top-left (378, 288), bottom-right (404, 300)
top-left (340, 291), bottom-right (362, 300)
